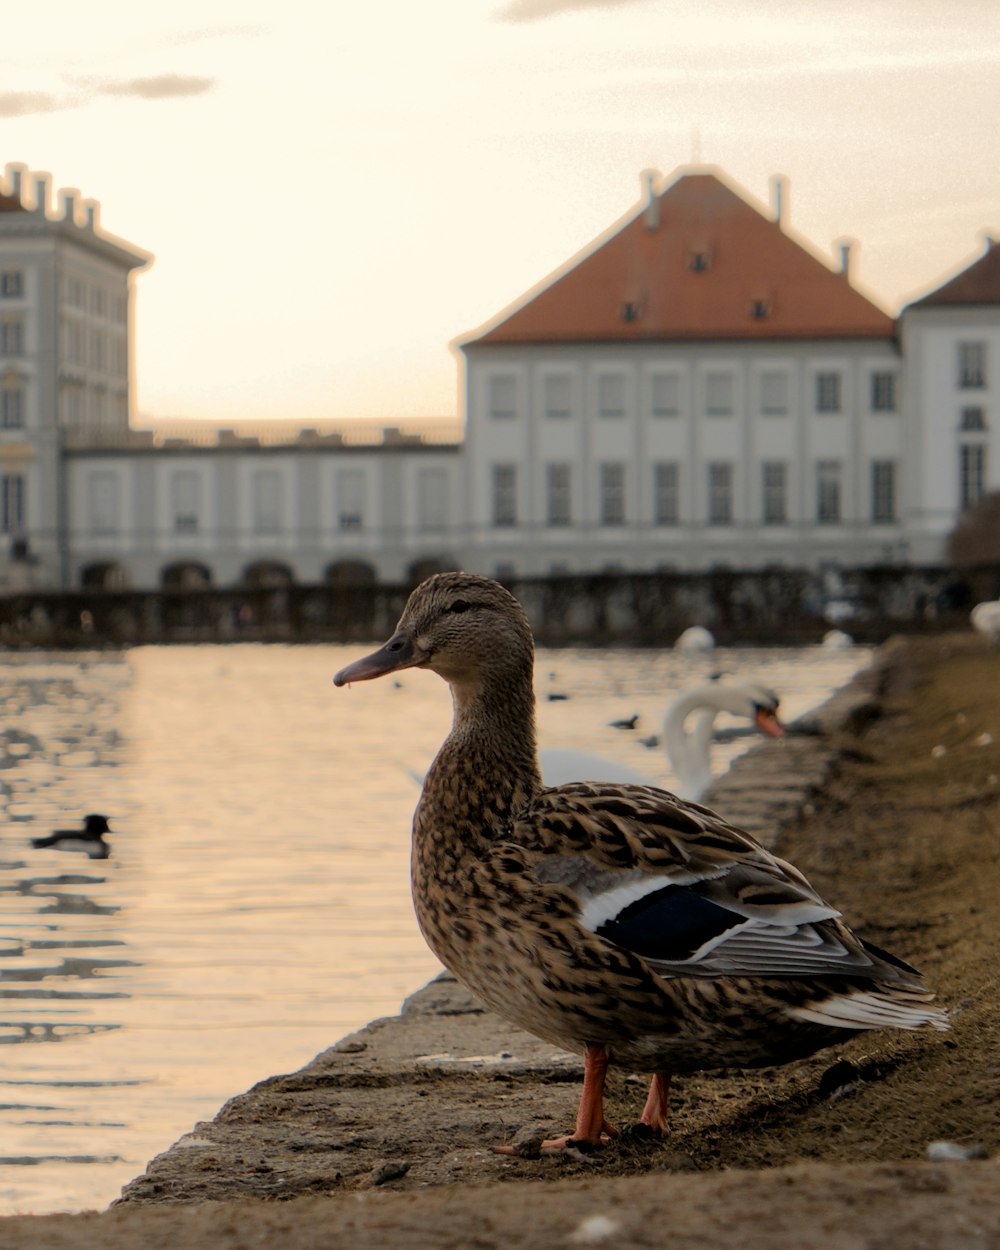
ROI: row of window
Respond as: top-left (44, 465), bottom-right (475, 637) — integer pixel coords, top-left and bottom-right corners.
top-left (85, 467), bottom-right (455, 536)
top-left (490, 460), bottom-right (900, 528)
top-left (488, 369), bottom-right (899, 421)
top-left (61, 318), bottom-right (128, 374)
top-left (61, 277), bottom-right (127, 322)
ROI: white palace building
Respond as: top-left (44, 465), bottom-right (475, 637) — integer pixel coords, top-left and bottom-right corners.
top-left (0, 160), bottom-right (997, 591)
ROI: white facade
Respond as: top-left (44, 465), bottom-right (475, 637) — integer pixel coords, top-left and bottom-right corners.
top-left (461, 340), bottom-right (907, 576)
top-left (900, 302), bottom-right (1000, 563)
top-left (1, 162), bottom-right (998, 590)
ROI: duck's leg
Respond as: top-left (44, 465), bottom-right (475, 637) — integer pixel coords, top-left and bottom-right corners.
top-left (495, 1043), bottom-right (617, 1154)
top-left (638, 1071), bottom-right (671, 1133)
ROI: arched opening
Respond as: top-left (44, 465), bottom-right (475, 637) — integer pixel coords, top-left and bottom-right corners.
top-left (162, 561), bottom-right (213, 588)
top-left (242, 560), bottom-right (295, 588)
top-left (324, 559), bottom-right (377, 586)
top-left (407, 556), bottom-right (460, 586)
top-left (81, 562), bottom-right (130, 590)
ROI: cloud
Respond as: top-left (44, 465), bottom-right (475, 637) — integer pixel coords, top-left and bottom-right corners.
top-left (98, 74), bottom-right (215, 101)
top-left (0, 90), bottom-right (63, 118)
top-left (497, 0), bottom-right (645, 19)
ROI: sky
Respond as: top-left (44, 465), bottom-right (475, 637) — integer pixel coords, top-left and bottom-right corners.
top-left (3, 0), bottom-right (1000, 425)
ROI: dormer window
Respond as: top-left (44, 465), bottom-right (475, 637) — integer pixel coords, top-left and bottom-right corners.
top-left (619, 301), bottom-right (640, 322)
top-left (749, 298), bottom-right (770, 319)
top-left (688, 248), bottom-right (711, 272)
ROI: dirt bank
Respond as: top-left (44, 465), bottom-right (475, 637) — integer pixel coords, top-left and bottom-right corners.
top-left (2, 634), bottom-right (998, 1248)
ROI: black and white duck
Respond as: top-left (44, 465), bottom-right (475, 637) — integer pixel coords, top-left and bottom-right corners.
top-left (31, 814), bottom-right (112, 860)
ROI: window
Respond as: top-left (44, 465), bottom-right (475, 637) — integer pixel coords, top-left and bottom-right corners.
top-left (546, 463), bottom-right (571, 526)
top-left (253, 469), bottom-right (283, 534)
top-left (762, 462), bottom-right (787, 524)
top-left (958, 342), bottom-right (986, 389)
top-left (871, 371), bottom-right (897, 412)
top-left (960, 406), bottom-right (987, 431)
top-left (0, 318), bottom-right (23, 355)
top-left (705, 372), bottom-right (734, 416)
top-left (335, 468), bottom-right (365, 531)
top-left (597, 374), bottom-right (625, 419)
top-left (0, 474), bottom-right (24, 533)
top-left (816, 372), bottom-right (842, 413)
top-left (599, 463), bottom-right (626, 525)
top-left (707, 462), bottom-right (733, 525)
top-left (88, 471), bottom-right (120, 534)
top-left (544, 375), bottom-right (572, 420)
top-left (760, 371), bottom-right (789, 416)
top-left (1, 378), bottom-right (23, 428)
top-left (871, 460), bottom-right (897, 524)
top-left (0, 271), bottom-right (22, 298)
top-left (816, 460), bottom-right (842, 523)
top-left (653, 462), bottom-right (679, 525)
top-left (960, 444), bottom-right (986, 512)
top-left (487, 375), bottom-right (516, 420)
top-left (172, 471), bottom-right (200, 533)
top-left (492, 464), bottom-right (517, 526)
top-left (650, 373), bottom-right (680, 418)
top-left (417, 468), bottom-right (449, 531)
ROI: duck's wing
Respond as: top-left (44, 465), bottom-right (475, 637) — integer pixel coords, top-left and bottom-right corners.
top-left (515, 782), bottom-right (915, 985)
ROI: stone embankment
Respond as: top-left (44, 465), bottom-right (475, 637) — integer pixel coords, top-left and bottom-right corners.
top-left (115, 655), bottom-right (888, 1206)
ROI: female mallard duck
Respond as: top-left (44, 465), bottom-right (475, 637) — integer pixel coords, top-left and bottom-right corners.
top-left (334, 573), bottom-right (947, 1152)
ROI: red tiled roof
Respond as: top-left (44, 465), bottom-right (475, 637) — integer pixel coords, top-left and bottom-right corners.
top-left (463, 168), bottom-right (894, 347)
top-left (905, 240), bottom-right (1000, 308)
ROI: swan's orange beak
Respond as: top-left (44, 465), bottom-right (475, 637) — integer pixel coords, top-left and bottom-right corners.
top-left (754, 706), bottom-right (785, 738)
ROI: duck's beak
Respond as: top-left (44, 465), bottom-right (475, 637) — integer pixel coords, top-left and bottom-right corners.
top-left (754, 706), bottom-right (785, 738)
top-left (333, 631), bottom-right (424, 686)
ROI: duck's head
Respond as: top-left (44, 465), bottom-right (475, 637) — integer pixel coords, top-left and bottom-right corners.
top-left (334, 572), bottom-right (535, 693)
top-left (83, 814), bottom-right (112, 835)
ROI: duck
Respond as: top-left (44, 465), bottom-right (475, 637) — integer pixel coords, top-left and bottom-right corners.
top-left (31, 814), bottom-right (112, 860)
top-left (334, 573), bottom-right (947, 1153)
top-left (542, 679), bottom-right (784, 800)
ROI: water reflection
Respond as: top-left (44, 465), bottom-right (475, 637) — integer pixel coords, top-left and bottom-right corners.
top-left (0, 642), bottom-right (870, 1216)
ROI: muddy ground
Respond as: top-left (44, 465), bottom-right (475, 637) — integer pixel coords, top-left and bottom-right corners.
top-left (2, 634), bottom-right (998, 1248)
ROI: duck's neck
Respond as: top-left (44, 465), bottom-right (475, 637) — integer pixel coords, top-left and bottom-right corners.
top-left (420, 669), bottom-right (541, 839)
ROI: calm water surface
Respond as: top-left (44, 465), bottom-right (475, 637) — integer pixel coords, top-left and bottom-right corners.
top-left (0, 641), bottom-right (870, 1214)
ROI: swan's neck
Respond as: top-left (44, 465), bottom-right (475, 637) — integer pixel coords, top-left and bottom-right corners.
top-left (663, 690), bottom-right (721, 800)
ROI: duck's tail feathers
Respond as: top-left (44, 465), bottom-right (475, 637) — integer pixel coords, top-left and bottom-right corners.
top-left (789, 989), bottom-right (949, 1032)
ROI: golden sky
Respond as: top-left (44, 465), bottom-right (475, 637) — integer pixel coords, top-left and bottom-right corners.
top-left (4, 0), bottom-right (999, 423)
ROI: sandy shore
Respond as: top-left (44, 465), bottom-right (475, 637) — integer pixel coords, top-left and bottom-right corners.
top-left (2, 634), bottom-right (998, 1248)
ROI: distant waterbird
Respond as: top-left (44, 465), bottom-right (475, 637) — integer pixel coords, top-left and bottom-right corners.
top-left (31, 814), bottom-right (113, 859)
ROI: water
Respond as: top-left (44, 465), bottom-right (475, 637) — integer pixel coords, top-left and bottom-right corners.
top-left (0, 641), bottom-right (870, 1215)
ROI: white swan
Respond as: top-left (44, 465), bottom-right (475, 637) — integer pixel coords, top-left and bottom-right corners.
top-left (674, 625), bottom-right (715, 652)
top-left (971, 600), bottom-right (1000, 641)
top-left (822, 629), bottom-right (854, 650)
top-left (541, 679), bottom-right (784, 800)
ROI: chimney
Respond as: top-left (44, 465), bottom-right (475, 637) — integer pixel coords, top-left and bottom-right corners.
top-left (84, 199), bottom-right (100, 230)
top-left (33, 173), bottom-right (50, 216)
top-left (642, 169), bottom-right (660, 230)
top-left (836, 238), bottom-right (855, 279)
top-left (61, 188), bottom-right (79, 225)
top-left (5, 163), bottom-right (26, 204)
top-left (770, 175), bottom-right (787, 226)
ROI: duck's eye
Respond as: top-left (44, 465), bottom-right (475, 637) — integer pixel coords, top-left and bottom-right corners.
top-left (446, 599), bottom-right (471, 615)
